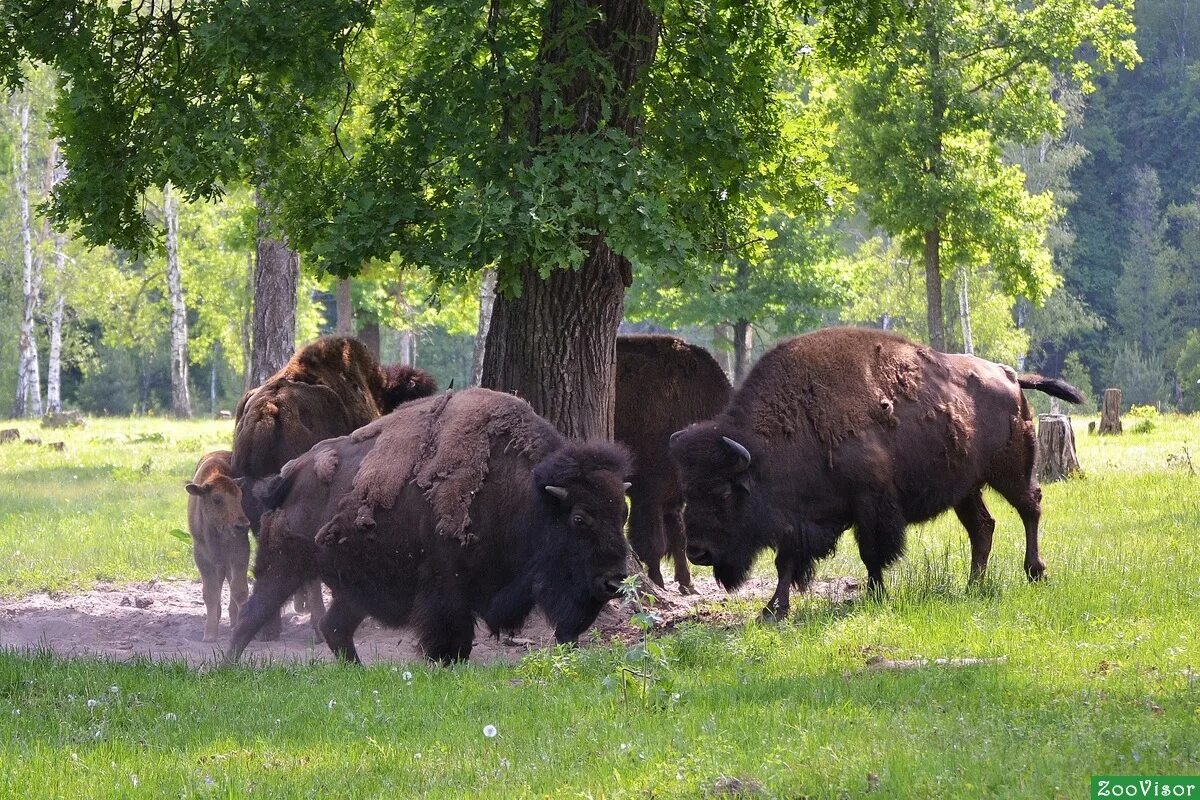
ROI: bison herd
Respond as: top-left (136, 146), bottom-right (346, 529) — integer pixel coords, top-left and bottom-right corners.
top-left (186, 328), bottom-right (1082, 664)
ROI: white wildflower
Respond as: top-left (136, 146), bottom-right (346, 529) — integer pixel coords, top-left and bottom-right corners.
top-left (483, 724), bottom-right (498, 738)
top-left (87, 699), bottom-right (99, 709)
top-left (402, 671), bottom-right (413, 681)
top-left (164, 712), bottom-right (177, 722)
top-left (109, 686), bottom-right (119, 694)
top-left (327, 699), bottom-right (336, 710)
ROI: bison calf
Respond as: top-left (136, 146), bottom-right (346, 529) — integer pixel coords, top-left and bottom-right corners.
top-left (185, 451), bottom-right (252, 643)
top-left (616, 335), bottom-right (730, 593)
top-left (227, 389), bottom-right (633, 665)
top-left (670, 327), bottom-right (1084, 618)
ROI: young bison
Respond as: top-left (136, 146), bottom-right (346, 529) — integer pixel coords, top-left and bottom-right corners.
top-left (232, 336), bottom-right (436, 631)
top-left (615, 335), bottom-right (731, 593)
top-left (226, 389), bottom-right (634, 665)
top-left (670, 327), bottom-right (1084, 618)
top-left (185, 451), bottom-right (252, 643)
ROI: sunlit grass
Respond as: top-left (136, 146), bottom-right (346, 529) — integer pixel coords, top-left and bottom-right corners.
top-left (0, 412), bottom-right (1198, 797)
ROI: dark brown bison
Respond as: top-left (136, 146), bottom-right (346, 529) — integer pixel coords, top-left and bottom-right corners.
top-left (231, 336), bottom-right (436, 631)
top-left (615, 335), bottom-right (731, 594)
top-left (669, 327), bottom-right (1084, 618)
top-left (185, 451), bottom-right (252, 643)
top-left (226, 388), bottom-right (633, 664)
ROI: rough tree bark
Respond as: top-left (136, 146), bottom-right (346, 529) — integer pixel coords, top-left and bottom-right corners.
top-left (241, 251), bottom-right (254, 392)
top-left (923, 12), bottom-right (947, 352)
top-left (732, 319), bottom-right (753, 383)
top-left (12, 95), bottom-right (42, 419)
top-left (46, 142), bottom-right (66, 414)
top-left (358, 320), bottom-right (380, 359)
top-left (470, 269), bottom-right (497, 386)
top-left (250, 197), bottom-right (300, 388)
top-left (711, 323), bottom-right (734, 378)
top-left (1035, 414), bottom-right (1079, 482)
top-left (164, 182), bottom-right (191, 418)
top-left (335, 278), bottom-right (354, 336)
top-left (1099, 388), bottom-right (1123, 435)
top-left (482, 0), bottom-right (661, 439)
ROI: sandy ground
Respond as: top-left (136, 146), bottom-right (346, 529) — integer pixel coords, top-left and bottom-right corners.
top-left (0, 575), bottom-right (861, 666)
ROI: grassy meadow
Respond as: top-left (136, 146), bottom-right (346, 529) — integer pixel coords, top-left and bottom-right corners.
top-left (0, 412), bottom-right (1198, 798)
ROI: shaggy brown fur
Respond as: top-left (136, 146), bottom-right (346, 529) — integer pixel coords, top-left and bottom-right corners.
top-left (226, 389), bottom-right (634, 665)
top-left (615, 335), bottom-right (731, 593)
top-left (185, 451), bottom-right (251, 643)
top-left (670, 327), bottom-right (1084, 618)
top-left (230, 336), bottom-right (437, 634)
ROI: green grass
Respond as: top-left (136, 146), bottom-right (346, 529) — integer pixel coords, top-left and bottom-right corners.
top-left (1, 413), bottom-right (1199, 798)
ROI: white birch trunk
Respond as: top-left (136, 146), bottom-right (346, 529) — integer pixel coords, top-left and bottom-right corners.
top-left (13, 96), bottom-right (42, 418)
top-left (46, 142), bottom-right (66, 414)
top-left (164, 182), bottom-right (191, 418)
top-left (958, 266), bottom-right (974, 355)
top-left (470, 269), bottom-right (497, 385)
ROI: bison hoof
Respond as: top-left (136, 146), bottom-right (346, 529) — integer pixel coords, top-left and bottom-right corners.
top-left (1025, 560), bottom-right (1047, 581)
top-left (677, 583), bottom-right (698, 596)
top-left (759, 605), bottom-right (788, 623)
top-left (202, 633), bottom-right (218, 643)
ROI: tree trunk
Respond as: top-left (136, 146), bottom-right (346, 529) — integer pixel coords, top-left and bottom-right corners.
top-left (358, 320), bottom-right (380, 359)
top-left (732, 319), bottom-right (753, 383)
top-left (1035, 414), bottom-right (1080, 482)
top-left (164, 182), bottom-right (192, 418)
top-left (335, 278), bottom-right (354, 336)
top-left (923, 228), bottom-right (945, 351)
top-left (46, 293), bottom-right (64, 414)
top-left (1099, 388), bottom-right (1123, 435)
top-left (250, 197), bottom-right (300, 388)
top-left (12, 95), bottom-right (42, 419)
top-left (957, 266), bottom-right (973, 355)
top-left (471, 269), bottom-right (497, 386)
top-left (712, 323), bottom-right (734, 378)
top-left (393, 282), bottom-right (417, 366)
top-left (484, 239), bottom-right (628, 439)
top-left (242, 251), bottom-right (254, 392)
top-left (482, 0), bottom-right (660, 439)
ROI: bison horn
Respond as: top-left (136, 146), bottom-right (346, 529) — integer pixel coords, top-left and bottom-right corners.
top-left (669, 429), bottom-right (686, 447)
top-left (622, 482), bottom-right (632, 492)
top-left (721, 436), bottom-right (752, 472)
top-left (543, 485), bottom-right (569, 502)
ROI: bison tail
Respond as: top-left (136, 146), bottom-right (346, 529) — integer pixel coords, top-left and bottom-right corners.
top-left (1017, 374), bottom-right (1085, 405)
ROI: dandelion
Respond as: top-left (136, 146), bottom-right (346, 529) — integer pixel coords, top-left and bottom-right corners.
top-left (402, 671), bottom-right (413, 681)
top-left (109, 686), bottom-right (120, 694)
top-left (67, 694), bottom-right (76, 703)
top-left (483, 724), bottom-right (498, 738)
top-left (87, 699), bottom-right (99, 709)
top-left (164, 713), bottom-right (177, 722)
top-left (414, 753), bottom-right (422, 760)
top-left (327, 699), bottom-right (336, 710)
top-left (11, 709), bottom-right (20, 717)
top-left (204, 775), bottom-right (215, 787)
top-left (499, 758), bottom-right (511, 769)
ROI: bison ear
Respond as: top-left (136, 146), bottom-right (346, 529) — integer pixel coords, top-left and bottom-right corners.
top-left (184, 482), bottom-right (206, 496)
top-left (721, 436), bottom-right (752, 473)
top-left (543, 485), bottom-right (570, 504)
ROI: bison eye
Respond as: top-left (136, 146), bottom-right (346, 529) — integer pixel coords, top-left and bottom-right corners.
top-left (571, 514), bottom-right (585, 526)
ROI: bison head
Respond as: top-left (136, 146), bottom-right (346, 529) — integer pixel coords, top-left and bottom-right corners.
top-left (669, 423), bottom-right (765, 591)
top-left (186, 475), bottom-right (252, 538)
top-left (525, 441), bottom-right (634, 643)
top-left (379, 364), bottom-right (438, 412)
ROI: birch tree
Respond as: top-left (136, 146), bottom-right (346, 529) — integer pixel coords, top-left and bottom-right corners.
top-left (46, 144), bottom-right (66, 413)
top-left (164, 182), bottom-right (191, 418)
top-left (11, 91), bottom-right (41, 418)
top-left (470, 269), bottom-right (496, 386)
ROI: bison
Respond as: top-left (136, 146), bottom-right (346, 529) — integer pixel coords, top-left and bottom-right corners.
top-left (232, 336), bottom-right (436, 631)
top-left (226, 388), bottom-right (633, 665)
top-left (185, 451), bottom-right (252, 643)
top-left (669, 327), bottom-right (1084, 618)
top-left (615, 335), bottom-right (731, 594)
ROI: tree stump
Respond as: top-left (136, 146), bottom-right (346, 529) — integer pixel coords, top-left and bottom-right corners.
top-left (0, 429), bottom-right (19, 444)
top-left (1036, 414), bottom-right (1080, 482)
top-left (1098, 388), bottom-right (1122, 435)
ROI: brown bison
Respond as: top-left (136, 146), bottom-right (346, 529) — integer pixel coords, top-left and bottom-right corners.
top-left (185, 451), bottom-right (252, 643)
top-left (669, 327), bottom-right (1084, 618)
top-left (226, 388), bottom-right (633, 665)
top-left (615, 335), bottom-right (731, 594)
top-left (232, 336), bottom-right (436, 631)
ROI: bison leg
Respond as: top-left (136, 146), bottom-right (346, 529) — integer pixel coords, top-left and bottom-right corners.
top-left (225, 572), bottom-right (304, 663)
top-left (227, 535), bottom-right (251, 631)
top-left (628, 493), bottom-right (667, 589)
top-left (198, 565), bottom-right (224, 644)
top-left (319, 596), bottom-right (367, 664)
top-left (663, 505), bottom-right (695, 595)
top-left (414, 588), bottom-right (474, 664)
top-left (954, 490), bottom-right (996, 583)
top-left (853, 494), bottom-right (907, 593)
top-left (761, 551), bottom-right (797, 621)
top-left (990, 478), bottom-right (1046, 581)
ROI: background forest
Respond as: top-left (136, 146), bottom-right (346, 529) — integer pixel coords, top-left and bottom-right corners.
top-left (1, 0), bottom-right (1194, 418)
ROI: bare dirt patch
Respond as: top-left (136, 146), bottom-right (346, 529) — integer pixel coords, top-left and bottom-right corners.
top-left (0, 575), bottom-right (860, 666)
